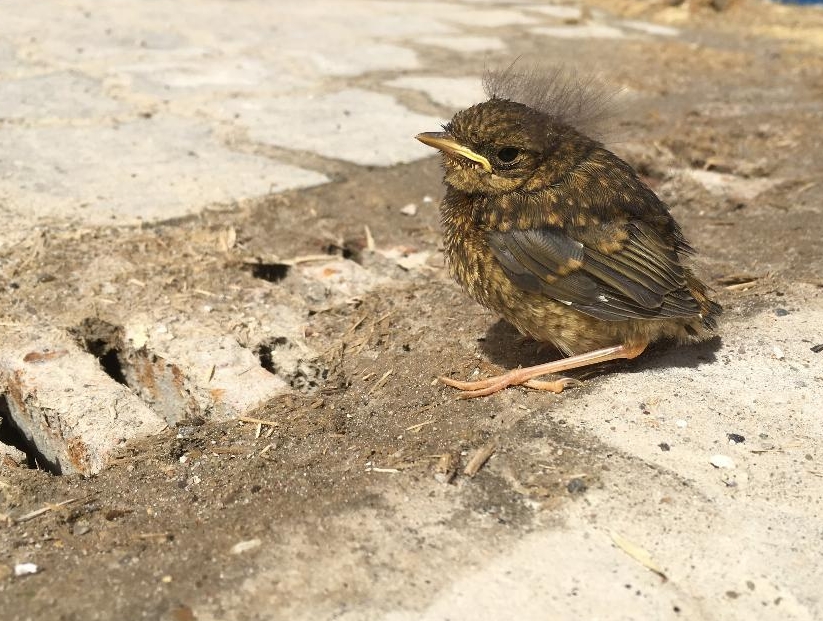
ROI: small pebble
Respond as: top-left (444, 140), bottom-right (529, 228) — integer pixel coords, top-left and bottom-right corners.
top-left (727, 433), bottom-right (745, 444)
top-left (774, 308), bottom-right (789, 317)
top-left (422, 195), bottom-right (434, 203)
top-left (675, 419), bottom-right (688, 428)
top-left (658, 442), bottom-right (671, 452)
top-left (811, 344), bottom-right (823, 354)
top-left (176, 426), bottom-right (199, 439)
top-left (230, 538), bottom-right (262, 554)
top-left (710, 454), bottom-right (735, 469)
top-left (399, 203), bottom-right (417, 216)
top-left (566, 478), bottom-right (587, 494)
top-left (773, 346), bottom-right (784, 360)
top-left (14, 563), bottom-right (39, 577)
top-left (72, 521), bottom-right (91, 536)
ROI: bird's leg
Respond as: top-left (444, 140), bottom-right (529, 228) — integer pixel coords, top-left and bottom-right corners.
top-left (440, 342), bottom-right (647, 399)
top-left (522, 377), bottom-right (582, 392)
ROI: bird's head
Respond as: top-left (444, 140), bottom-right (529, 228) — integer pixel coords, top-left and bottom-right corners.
top-left (417, 98), bottom-right (588, 196)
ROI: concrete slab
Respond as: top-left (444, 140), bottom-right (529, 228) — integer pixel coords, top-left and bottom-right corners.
top-left (218, 89), bottom-right (445, 166)
top-left (0, 41), bottom-right (17, 74)
top-left (621, 20), bottom-right (680, 37)
top-left (415, 35), bottom-right (507, 53)
top-left (532, 23), bottom-right (628, 39)
top-left (0, 71), bottom-right (124, 121)
top-left (121, 321), bottom-right (292, 423)
top-left (419, 4), bottom-right (537, 28)
top-left (523, 5), bottom-right (585, 20)
top-left (384, 76), bottom-right (487, 110)
top-left (0, 327), bottom-right (167, 475)
top-left (0, 442), bottom-right (27, 466)
top-left (121, 57), bottom-right (313, 96)
top-left (0, 117), bottom-right (329, 224)
top-left (297, 45), bottom-right (421, 78)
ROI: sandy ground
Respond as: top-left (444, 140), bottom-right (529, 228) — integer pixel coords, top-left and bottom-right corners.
top-left (2, 1), bottom-right (823, 619)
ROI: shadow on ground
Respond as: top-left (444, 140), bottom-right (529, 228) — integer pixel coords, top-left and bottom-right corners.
top-left (478, 318), bottom-right (722, 382)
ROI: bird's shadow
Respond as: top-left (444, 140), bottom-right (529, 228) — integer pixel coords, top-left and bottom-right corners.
top-left (478, 319), bottom-right (722, 380)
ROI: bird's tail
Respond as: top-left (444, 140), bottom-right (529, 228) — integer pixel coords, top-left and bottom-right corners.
top-left (685, 268), bottom-right (722, 330)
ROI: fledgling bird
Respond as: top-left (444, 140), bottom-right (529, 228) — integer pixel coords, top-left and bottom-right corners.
top-left (416, 68), bottom-right (721, 398)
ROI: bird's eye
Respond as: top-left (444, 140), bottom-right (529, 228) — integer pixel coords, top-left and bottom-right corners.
top-left (496, 147), bottom-right (520, 163)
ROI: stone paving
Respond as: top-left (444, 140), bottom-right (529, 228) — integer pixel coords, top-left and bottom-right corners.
top-left (0, 0), bottom-right (686, 229)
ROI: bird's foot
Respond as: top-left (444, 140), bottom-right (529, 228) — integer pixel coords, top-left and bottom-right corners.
top-left (439, 372), bottom-right (581, 399)
top-left (438, 341), bottom-right (647, 399)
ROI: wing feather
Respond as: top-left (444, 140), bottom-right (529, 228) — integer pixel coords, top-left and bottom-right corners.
top-left (488, 220), bottom-right (701, 321)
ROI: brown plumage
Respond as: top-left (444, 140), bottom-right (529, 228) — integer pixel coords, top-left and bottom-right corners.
top-left (416, 69), bottom-right (721, 398)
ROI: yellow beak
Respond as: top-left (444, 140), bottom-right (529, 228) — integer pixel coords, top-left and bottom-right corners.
top-left (416, 132), bottom-right (492, 173)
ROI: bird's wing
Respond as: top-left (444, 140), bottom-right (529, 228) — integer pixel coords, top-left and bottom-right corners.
top-left (488, 220), bottom-right (701, 321)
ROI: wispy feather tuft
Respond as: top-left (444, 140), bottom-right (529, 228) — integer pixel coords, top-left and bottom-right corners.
top-left (483, 63), bottom-right (619, 140)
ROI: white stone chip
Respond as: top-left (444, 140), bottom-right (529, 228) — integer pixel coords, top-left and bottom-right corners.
top-left (231, 539), bottom-right (262, 555)
top-left (679, 169), bottom-right (779, 201)
top-left (710, 455), bottom-right (736, 470)
top-left (14, 563), bottom-right (39, 577)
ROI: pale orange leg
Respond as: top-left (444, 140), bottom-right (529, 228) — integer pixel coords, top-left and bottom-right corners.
top-left (523, 378), bottom-right (582, 393)
top-left (440, 342), bottom-right (648, 399)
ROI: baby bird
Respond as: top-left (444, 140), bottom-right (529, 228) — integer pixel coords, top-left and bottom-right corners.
top-left (417, 68), bottom-right (721, 398)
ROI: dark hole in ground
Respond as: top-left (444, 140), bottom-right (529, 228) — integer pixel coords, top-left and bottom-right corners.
top-left (255, 336), bottom-right (288, 374)
top-left (69, 317), bottom-right (128, 386)
top-left (98, 349), bottom-right (127, 385)
top-left (254, 337), bottom-right (328, 394)
top-left (70, 318), bottom-right (203, 426)
top-left (0, 395), bottom-right (59, 472)
top-left (246, 262), bottom-right (291, 283)
top-left (323, 239), bottom-right (363, 264)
